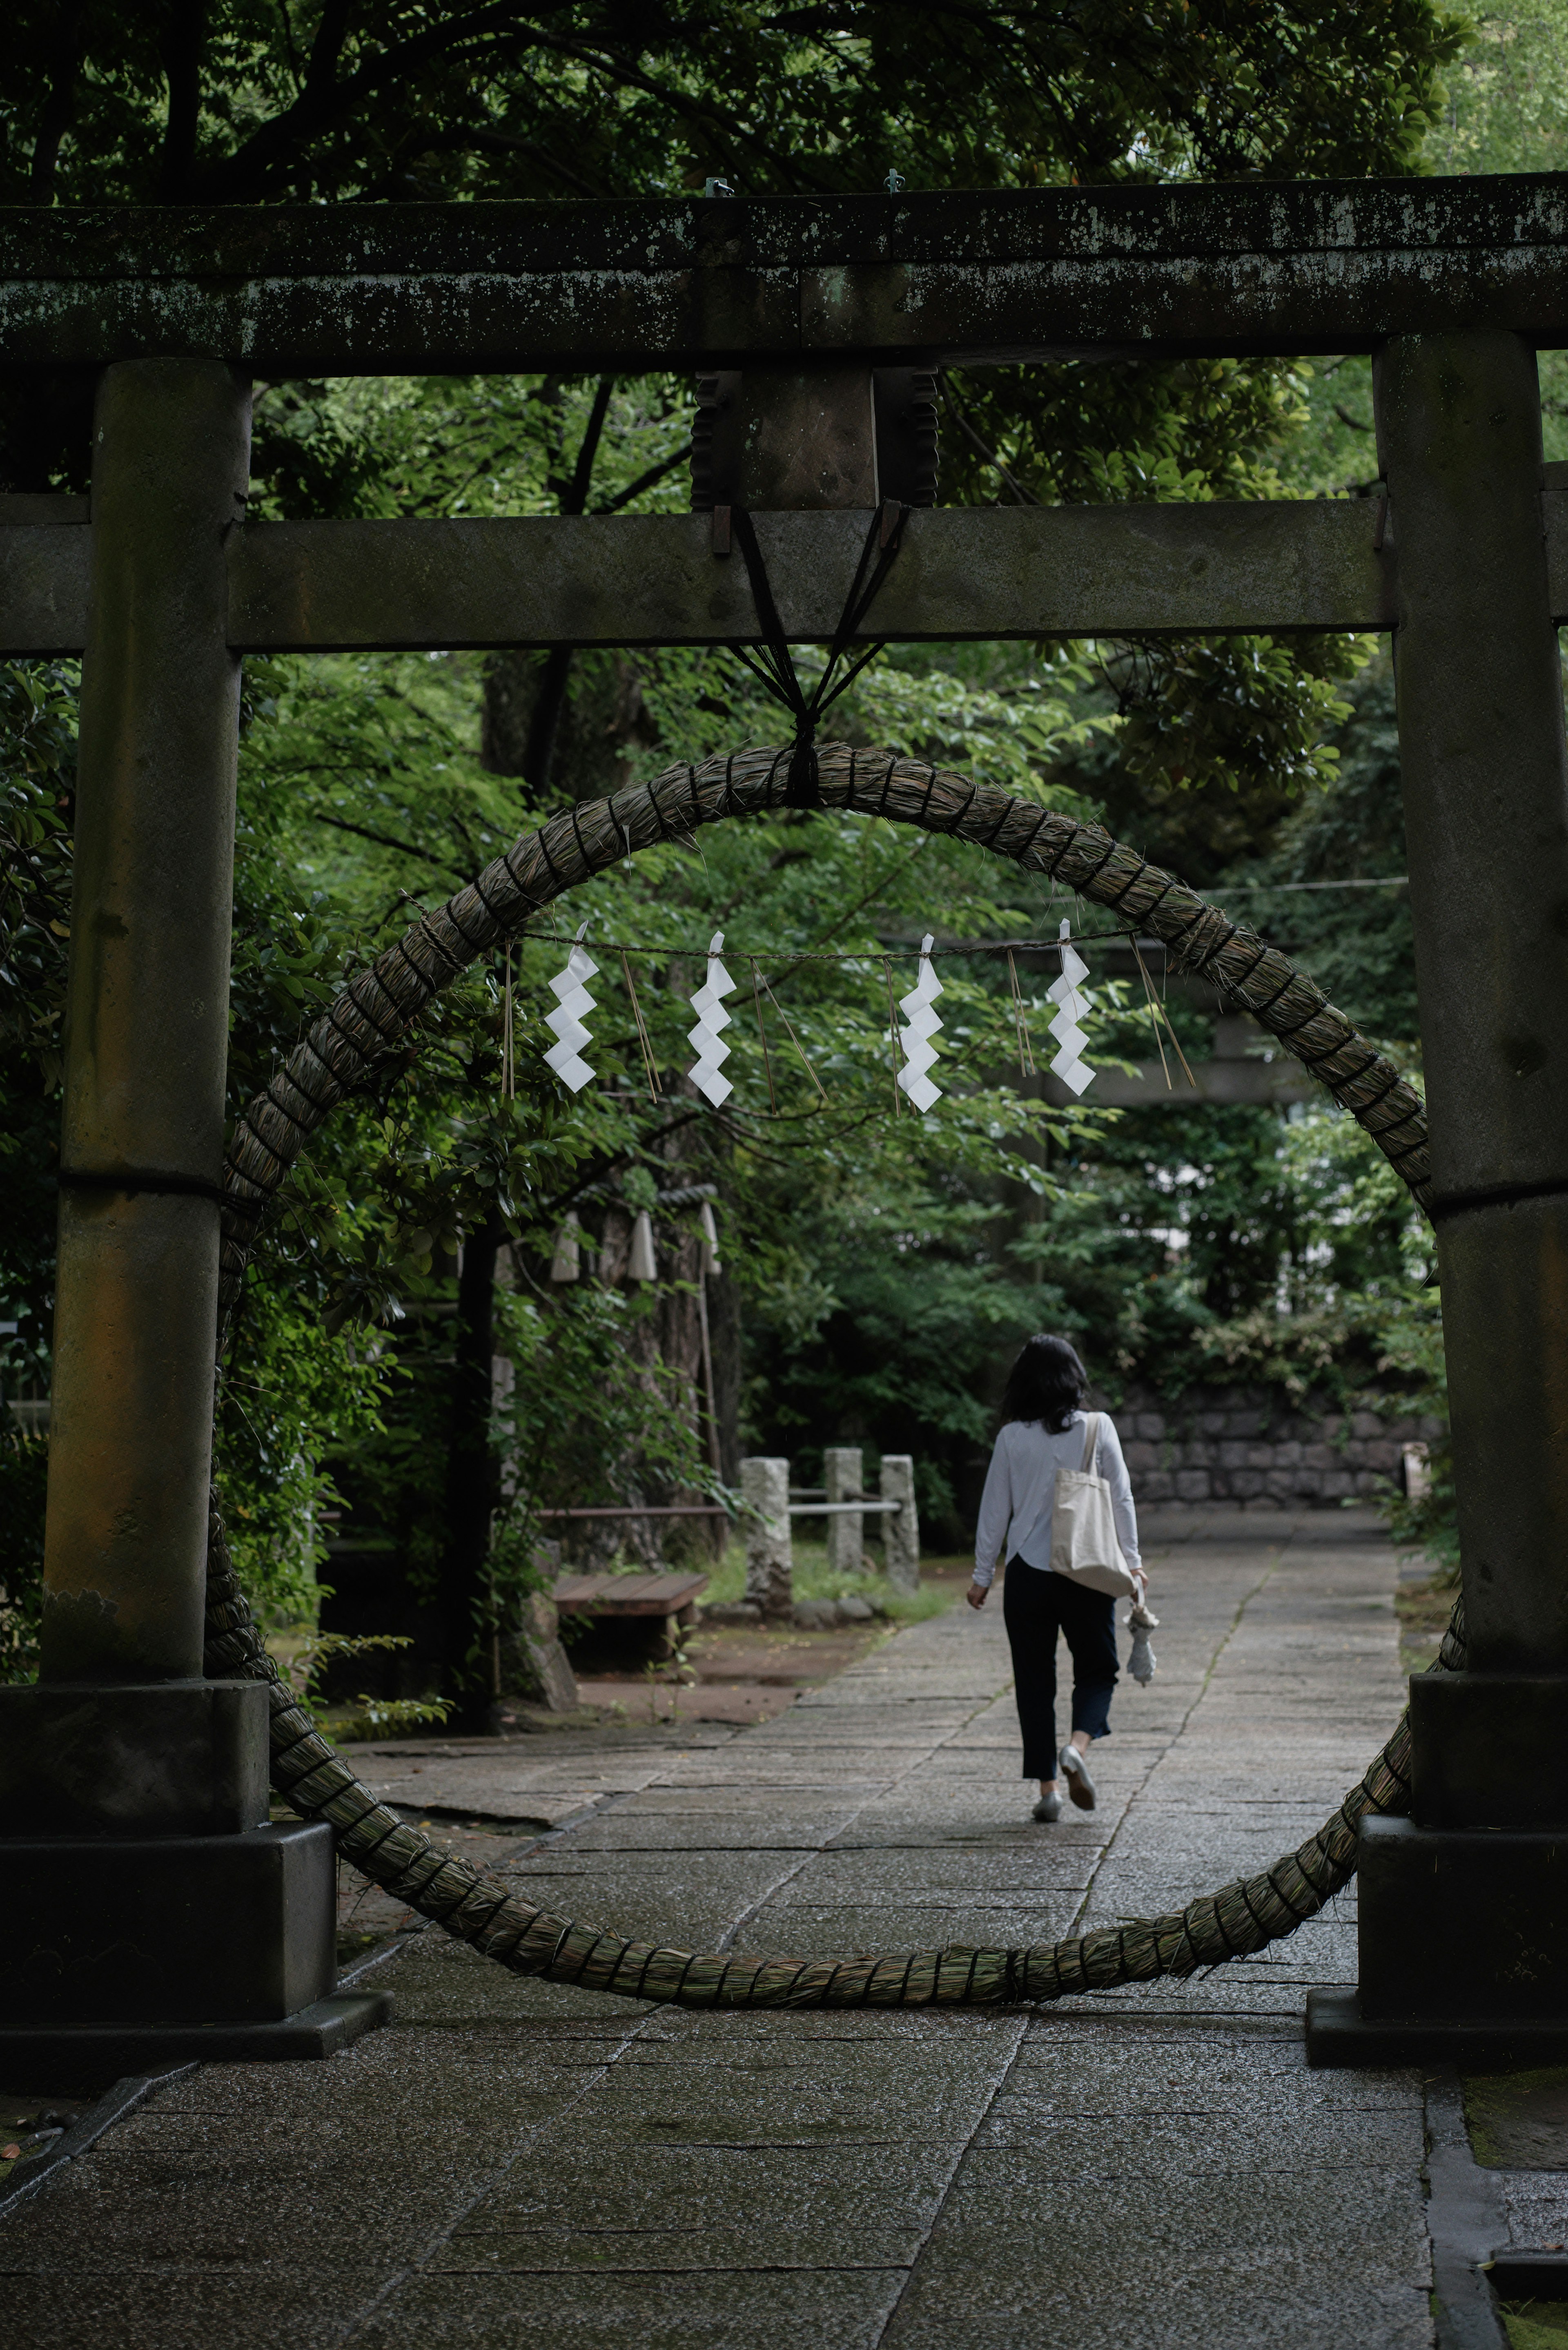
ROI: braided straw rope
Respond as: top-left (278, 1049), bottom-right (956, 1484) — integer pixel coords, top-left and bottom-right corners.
top-left (207, 742), bottom-right (1444, 2007)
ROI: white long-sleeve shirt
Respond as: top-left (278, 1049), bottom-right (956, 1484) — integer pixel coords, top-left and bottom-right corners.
top-left (972, 1411), bottom-right (1142, 1588)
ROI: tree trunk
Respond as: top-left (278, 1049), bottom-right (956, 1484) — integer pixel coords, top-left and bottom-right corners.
top-left (480, 375), bottom-right (616, 801)
top-left (438, 1211), bottom-right (506, 1725)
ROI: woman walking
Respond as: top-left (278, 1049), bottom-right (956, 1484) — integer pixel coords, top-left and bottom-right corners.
top-left (967, 1334), bottom-right (1145, 1822)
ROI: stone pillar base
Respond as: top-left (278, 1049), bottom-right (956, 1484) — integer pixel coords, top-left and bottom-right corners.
top-left (1306, 1988), bottom-right (1568, 2070)
top-left (1314, 1808), bottom-right (1568, 2067)
top-left (0, 1988), bottom-right (395, 2096)
top-left (1358, 1814), bottom-right (1568, 2021)
top-left (0, 1819), bottom-right (337, 2024)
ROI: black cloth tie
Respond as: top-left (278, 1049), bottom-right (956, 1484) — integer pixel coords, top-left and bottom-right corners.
top-left (727, 502), bottom-right (909, 809)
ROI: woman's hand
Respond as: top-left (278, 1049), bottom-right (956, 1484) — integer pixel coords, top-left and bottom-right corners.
top-left (966, 1579), bottom-right (989, 1610)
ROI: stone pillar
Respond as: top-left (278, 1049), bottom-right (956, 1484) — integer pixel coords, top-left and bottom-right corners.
top-left (742, 1457), bottom-right (792, 1617)
top-left (880, 1456), bottom-right (920, 1593)
top-left (823, 1446), bottom-right (864, 1576)
top-left (44, 360), bottom-right (249, 1681)
top-left (0, 362), bottom-right (386, 2082)
top-left (1310, 332), bottom-right (1568, 2066)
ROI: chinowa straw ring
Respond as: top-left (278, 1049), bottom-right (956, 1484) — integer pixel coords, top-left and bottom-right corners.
top-left (206, 741), bottom-right (1442, 2010)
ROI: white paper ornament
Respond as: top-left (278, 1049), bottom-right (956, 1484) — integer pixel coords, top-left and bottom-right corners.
top-left (1046, 918), bottom-right (1096, 1097)
top-left (550, 1210), bottom-right (581, 1283)
top-left (627, 1208), bottom-right (657, 1282)
top-left (543, 923), bottom-right (598, 1094)
top-left (687, 930), bottom-right (736, 1106)
top-left (896, 934), bottom-right (944, 1114)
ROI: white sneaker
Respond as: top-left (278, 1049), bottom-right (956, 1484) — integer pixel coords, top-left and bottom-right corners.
top-left (1060, 1744), bottom-right (1096, 1810)
top-left (1031, 1790), bottom-right (1063, 1823)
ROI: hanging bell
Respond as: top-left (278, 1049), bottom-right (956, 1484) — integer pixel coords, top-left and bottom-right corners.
top-left (627, 1208), bottom-right (657, 1283)
top-left (550, 1211), bottom-right (581, 1283)
top-left (698, 1200), bottom-right (722, 1275)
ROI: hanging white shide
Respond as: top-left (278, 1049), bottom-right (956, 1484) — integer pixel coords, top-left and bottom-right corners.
top-left (550, 1211), bottom-right (582, 1283)
top-left (897, 933), bottom-right (944, 1114)
top-left (1047, 918), bottom-right (1096, 1097)
top-left (627, 1208), bottom-right (657, 1282)
top-left (543, 925), bottom-right (598, 1094)
top-left (688, 930), bottom-right (736, 1106)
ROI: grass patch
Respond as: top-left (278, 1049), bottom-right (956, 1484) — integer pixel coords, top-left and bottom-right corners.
top-left (700, 1536), bottom-right (955, 1625)
top-left (1465, 2069), bottom-right (1568, 2170)
top-left (1501, 2302), bottom-right (1568, 2349)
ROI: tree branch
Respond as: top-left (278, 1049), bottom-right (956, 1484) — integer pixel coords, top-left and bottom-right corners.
top-left (594, 443), bottom-right (693, 515)
top-left (313, 812), bottom-right (462, 874)
top-left (29, 0), bottom-right (87, 198)
top-left (158, 0), bottom-right (207, 200)
top-left (190, 4), bottom-right (530, 201)
top-left (939, 372), bottom-right (1039, 506)
top-left (564, 377), bottom-right (614, 517)
top-left (301, 0), bottom-right (353, 103)
top-left (370, 121), bottom-right (601, 200)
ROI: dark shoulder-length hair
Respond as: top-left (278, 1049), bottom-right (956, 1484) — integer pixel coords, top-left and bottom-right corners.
top-left (998, 1333), bottom-right (1087, 1435)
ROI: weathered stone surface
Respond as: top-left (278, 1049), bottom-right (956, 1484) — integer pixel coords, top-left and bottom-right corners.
top-left (742, 1456), bottom-right (792, 1616)
top-left (822, 1446), bottom-right (864, 1579)
top-left (879, 1454), bottom-right (920, 1592)
top-left (1100, 1380), bottom-right (1432, 1515)
top-left (511, 1591), bottom-right (578, 1714)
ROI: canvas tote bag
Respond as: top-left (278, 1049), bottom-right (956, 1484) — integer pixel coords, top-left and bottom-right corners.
top-left (1049, 1413), bottom-right (1138, 1598)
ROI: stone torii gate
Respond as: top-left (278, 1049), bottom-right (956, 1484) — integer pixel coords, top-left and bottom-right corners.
top-left (1, 176), bottom-right (1567, 2077)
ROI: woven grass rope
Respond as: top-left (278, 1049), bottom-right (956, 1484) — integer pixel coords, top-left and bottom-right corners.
top-left (204, 742), bottom-right (1447, 2008)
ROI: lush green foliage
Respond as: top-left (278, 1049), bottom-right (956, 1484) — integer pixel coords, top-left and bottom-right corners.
top-left (10, 1), bottom-right (1460, 214)
top-left (0, 0), bottom-right (1492, 1643)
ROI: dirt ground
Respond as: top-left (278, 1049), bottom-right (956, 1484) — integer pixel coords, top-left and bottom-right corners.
top-left (564, 1560), bottom-right (975, 1728)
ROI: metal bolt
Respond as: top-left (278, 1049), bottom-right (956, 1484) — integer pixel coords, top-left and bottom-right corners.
top-left (885, 168), bottom-right (906, 193)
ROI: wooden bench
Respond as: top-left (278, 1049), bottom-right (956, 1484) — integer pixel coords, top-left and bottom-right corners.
top-left (553, 1571), bottom-right (710, 1656)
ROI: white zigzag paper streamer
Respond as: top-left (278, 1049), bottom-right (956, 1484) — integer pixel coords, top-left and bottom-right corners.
top-left (897, 933), bottom-right (944, 1114)
top-left (687, 930), bottom-right (736, 1106)
top-left (1047, 917), bottom-right (1096, 1097)
top-left (543, 923), bottom-right (598, 1095)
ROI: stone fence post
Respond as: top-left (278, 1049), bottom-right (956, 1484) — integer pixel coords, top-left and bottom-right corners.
top-left (742, 1457), bottom-right (792, 1616)
top-left (823, 1446), bottom-right (864, 1575)
top-left (880, 1456), bottom-right (920, 1592)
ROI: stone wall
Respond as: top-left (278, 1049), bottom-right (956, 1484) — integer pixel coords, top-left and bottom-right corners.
top-left (1099, 1382), bottom-right (1443, 1511)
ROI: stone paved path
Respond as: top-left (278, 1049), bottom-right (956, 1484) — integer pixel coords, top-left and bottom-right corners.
top-left (0, 1518), bottom-right (1444, 2347)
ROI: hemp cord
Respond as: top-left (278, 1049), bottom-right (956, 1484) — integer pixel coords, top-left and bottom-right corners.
top-left (749, 958), bottom-right (779, 1115)
top-left (619, 948), bottom-right (662, 1104)
top-left (206, 740), bottom-right (1441, 2010)
top-left (1006, 948), bottom-right (1037, 1080)
top-left (757, 970), bottom-right (829, 1103)
top-left (727, 504), bottom-right (909, 809)
top-left (883, 955), bottom-right (904, 1114)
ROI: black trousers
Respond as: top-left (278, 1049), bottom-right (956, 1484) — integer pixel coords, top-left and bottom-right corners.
top-left (1002, 1560), bottom-right (1118, 1780)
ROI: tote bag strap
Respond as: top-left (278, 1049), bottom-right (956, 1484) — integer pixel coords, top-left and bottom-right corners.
top-left (1080, 1411), bottom-right (1100, 1473)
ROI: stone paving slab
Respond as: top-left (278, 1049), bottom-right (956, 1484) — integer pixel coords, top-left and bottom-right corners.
top-left (352, 2266), bottom-right (912, 2350)
top-left (0, 1521), bottom-right (1481, 2347)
